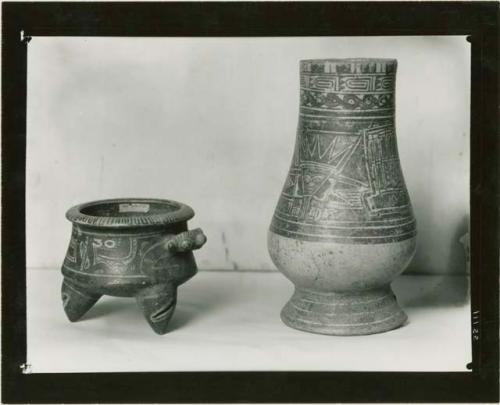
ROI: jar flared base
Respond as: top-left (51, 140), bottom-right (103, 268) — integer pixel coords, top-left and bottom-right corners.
top-left (280, 286), bottom-right (407, 336)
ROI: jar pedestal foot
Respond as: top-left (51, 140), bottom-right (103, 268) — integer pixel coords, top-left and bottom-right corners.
top-left (136, 284), bottom-right (177, 335)
top-left (61, 279), bottom-right (101, 322)
top-left (281, 286), bottom-right (407, 336)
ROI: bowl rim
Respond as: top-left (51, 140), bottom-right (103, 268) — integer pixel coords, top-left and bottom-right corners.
top-left (66, 198), bottom-right (194, 228)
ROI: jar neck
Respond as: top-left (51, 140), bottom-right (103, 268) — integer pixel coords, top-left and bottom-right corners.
top-left (299, 66), bottom-right (396, 114)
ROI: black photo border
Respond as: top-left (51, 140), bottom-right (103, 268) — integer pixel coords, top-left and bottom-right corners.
top-left (2, 1), bottom-right (499, 403)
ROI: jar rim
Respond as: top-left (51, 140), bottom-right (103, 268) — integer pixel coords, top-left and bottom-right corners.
top-left (300, 58), bottom-right (397, 74)
top-left (300, 58), bottom-right (397, 63)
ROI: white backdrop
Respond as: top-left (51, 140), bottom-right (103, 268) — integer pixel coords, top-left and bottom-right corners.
top-left (26, 36), bottom-right (470, 273)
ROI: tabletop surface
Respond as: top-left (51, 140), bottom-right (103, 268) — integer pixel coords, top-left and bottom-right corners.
top-left (27, 269), bottom-right (471, 373)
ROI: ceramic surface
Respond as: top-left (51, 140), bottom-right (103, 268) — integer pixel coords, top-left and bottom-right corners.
top-left (269, 58), bottom-right (417, 335)
top-left (61, 198), bottom-right (206, 334)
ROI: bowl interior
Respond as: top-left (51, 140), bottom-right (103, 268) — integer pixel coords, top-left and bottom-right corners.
top-left (80, 201), bottom-right (180, 218)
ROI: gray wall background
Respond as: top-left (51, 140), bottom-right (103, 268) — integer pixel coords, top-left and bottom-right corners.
top-left (26, 36), bottom-right (470, 273)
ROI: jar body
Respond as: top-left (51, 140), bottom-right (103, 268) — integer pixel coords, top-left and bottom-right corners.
top-left (268, 59), bottom-right (417, 335)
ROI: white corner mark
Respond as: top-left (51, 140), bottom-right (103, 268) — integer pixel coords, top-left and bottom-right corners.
top-left (20, 30), bottom-right (32, 44)
top-left (20, 363), bottom-right (32, 374)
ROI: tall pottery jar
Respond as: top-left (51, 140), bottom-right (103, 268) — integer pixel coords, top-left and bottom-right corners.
top-left (268, 58), bottom-right (417, 335)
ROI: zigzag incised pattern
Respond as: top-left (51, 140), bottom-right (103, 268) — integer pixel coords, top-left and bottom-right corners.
top-left (301, 91), bottom-right (394, 111)
top-left (271, 60), bottom-right (416, 244)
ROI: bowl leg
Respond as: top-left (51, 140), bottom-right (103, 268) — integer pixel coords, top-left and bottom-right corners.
top-left (281, 285), bottom-right (407, 336)
top-left (135, 283), bottom-right (177, 335)
top-left (61, 278), bottom-right (101, 322)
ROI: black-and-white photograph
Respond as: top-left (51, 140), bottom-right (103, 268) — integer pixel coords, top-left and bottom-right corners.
top-left (2, 2), bottom-right (498, 403)
top-left (25, 36), bottom-right (470, 372)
